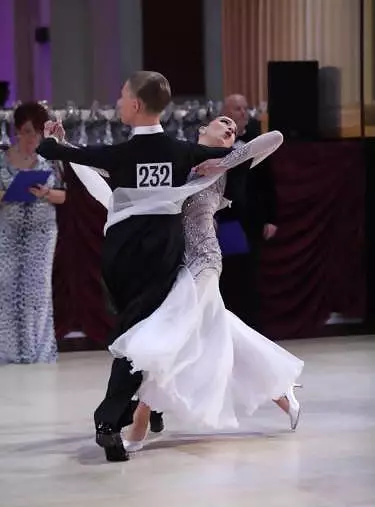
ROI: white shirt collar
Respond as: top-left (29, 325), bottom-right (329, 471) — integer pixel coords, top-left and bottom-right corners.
top-left (132, 124), bottom-right (164, 136)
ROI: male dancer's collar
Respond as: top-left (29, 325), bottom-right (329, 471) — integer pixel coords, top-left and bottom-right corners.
top-left (132, 125), bottom-right (164, 136)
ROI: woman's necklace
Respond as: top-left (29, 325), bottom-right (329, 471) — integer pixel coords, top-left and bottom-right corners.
top-left (16, 146), bottom-right (35, 161)
top-left (14, 145), bottom-right (37, 168)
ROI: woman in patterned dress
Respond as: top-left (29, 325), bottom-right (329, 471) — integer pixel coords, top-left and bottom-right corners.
top-left (0, 103), bottom-right (66, 364)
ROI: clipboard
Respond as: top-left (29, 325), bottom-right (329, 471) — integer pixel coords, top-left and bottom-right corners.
top-left (3, 170), bottom-right (51, 203)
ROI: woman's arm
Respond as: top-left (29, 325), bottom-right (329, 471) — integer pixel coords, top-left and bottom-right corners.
top-left (191, 144), bottom-right (232, 166)
top-left (28, 160), bottom-right (67, 204)
top-left (194, 131), bottom-right (284, 177)
top-left (29, 184), bottom-right (66, 204)
top-left (49, 160), bottom-right (66, 204)
top-left (45, 188), bottom-right (66, 205)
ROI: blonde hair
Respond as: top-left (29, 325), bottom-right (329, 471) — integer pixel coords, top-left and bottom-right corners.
top-left (128, 71), bottom-right (171, 114)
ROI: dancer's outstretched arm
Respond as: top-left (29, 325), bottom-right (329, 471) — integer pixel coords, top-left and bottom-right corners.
top-left (36, 137), bottom-right (127, 173)
top-left (194, 131), bottom-right (284, 177)
top-left (35, 120), bottom-right (120, 172)
top-left (60, 143), bottom-right (110, 179)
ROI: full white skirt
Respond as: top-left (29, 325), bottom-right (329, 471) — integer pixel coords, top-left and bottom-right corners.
top-left (109, 268), bottom-right (304, 430)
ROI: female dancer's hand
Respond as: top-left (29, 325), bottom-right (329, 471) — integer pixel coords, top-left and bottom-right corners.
top-left (193, 158), bottom-right (225, 176)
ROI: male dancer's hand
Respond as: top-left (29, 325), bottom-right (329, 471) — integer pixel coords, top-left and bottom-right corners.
top-left (193, 158), bottom-right (225, 177)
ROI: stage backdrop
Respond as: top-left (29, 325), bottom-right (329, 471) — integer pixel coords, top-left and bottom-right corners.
top-left (53, 140), bottom-right (365, 343)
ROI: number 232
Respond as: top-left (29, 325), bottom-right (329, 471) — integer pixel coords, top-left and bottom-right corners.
top-left (137, 163), bottom-right (172, 188)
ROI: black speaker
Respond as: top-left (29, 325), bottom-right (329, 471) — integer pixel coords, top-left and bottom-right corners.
top-left (35, 27), bottom-right (50, 44)
top-left (268, 61), bottom-right (319, 140)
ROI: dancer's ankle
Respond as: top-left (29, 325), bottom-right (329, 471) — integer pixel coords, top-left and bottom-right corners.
top-left (273, 396), bottom-right (289, 414)
top-left (128, 402), bottom-right (151, 442)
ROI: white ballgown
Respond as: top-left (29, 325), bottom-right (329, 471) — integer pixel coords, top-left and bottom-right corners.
top-left (109, 174), bottom-right (304, 430)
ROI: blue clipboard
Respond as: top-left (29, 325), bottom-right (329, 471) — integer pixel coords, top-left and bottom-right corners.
top-left (217, 220), bottom-right (250, 256)
top-left (3, 170), bottom-right (51, 203)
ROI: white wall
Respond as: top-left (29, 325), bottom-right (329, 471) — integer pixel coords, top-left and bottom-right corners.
top-left (90, 0), bottom-right (122, 104)
top-left (117, 0), bottom-right (143, 83)
top-left (50, 0), bottom-right (93, 107)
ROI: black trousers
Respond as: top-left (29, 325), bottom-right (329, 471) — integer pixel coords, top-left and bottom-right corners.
top-left (94, 216), bottom-right (184, 431)
top-left (219, 231), bottom-right (262, 332)
top-left (94, 358), bottom-right (142, 431)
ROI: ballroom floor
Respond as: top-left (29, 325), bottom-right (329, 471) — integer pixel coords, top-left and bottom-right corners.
top-left (0, 335), bottom-right (374, 507)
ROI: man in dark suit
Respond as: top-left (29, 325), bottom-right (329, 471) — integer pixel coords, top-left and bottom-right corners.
top-left (218, 94), bottom-right (278, 331)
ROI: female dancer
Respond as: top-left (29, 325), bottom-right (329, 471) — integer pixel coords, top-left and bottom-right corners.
top-left (108, 116), bottom-right (304, 451)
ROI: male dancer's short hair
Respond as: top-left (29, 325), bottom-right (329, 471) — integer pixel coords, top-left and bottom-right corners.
top-left (128, 71), bottom-right (171, 114)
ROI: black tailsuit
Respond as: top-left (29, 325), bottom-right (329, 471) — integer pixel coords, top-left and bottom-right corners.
top-left (37, 131), bottom-right (231, 436)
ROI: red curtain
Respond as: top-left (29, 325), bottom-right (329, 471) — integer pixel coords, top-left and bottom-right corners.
top-left (53, 140), bottom-right (365, 344)
top-left (259, 140), bottom-right (365, 338)
top-left (53, 165), bottom-right (113, 343)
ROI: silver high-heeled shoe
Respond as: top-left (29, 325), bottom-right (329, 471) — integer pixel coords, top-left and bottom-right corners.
top-left (286, 385), bottom-right (301, 431)
top-left (122, 439), bottom-right (144, 452)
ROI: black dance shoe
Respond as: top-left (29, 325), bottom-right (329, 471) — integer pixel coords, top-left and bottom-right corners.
top-left (96, 423), bottom-right (129, 462)
top-left (150, 411), bottom-right (164, 433)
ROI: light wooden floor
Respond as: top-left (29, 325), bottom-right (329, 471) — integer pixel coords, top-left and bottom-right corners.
top-left (1, 336), bottom-right (374, 507)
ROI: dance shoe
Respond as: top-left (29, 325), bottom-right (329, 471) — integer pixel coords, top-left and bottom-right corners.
top-left (286, 386), bottom-right (301, 431)
top-left (96, 423), bottom-right (130, 462)
top-left (150, 411), bottom-right (164, 433)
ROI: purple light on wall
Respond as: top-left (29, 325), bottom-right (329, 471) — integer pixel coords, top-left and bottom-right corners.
top-left (0, 0), bottom-right (16, 106)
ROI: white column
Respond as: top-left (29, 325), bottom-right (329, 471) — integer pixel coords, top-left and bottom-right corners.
top-left (204, 0), bottom-right (223, 100)
top-left (50, 0), bottom-right (93, 107)
top-left (90, 0), bottom-right (122, 104)
top-left (117, 0), bottom-right (143, 82)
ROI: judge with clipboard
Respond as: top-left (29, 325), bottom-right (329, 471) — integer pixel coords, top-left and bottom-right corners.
top-left (0, 102), bottom-right (66, 368)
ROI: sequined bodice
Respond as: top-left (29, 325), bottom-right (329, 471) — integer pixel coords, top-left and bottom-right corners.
top-left (182, 175), bottom-right (227, 279)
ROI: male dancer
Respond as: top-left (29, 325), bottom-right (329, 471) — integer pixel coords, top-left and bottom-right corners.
top-left (37, 71), bottom-right (235, 462)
